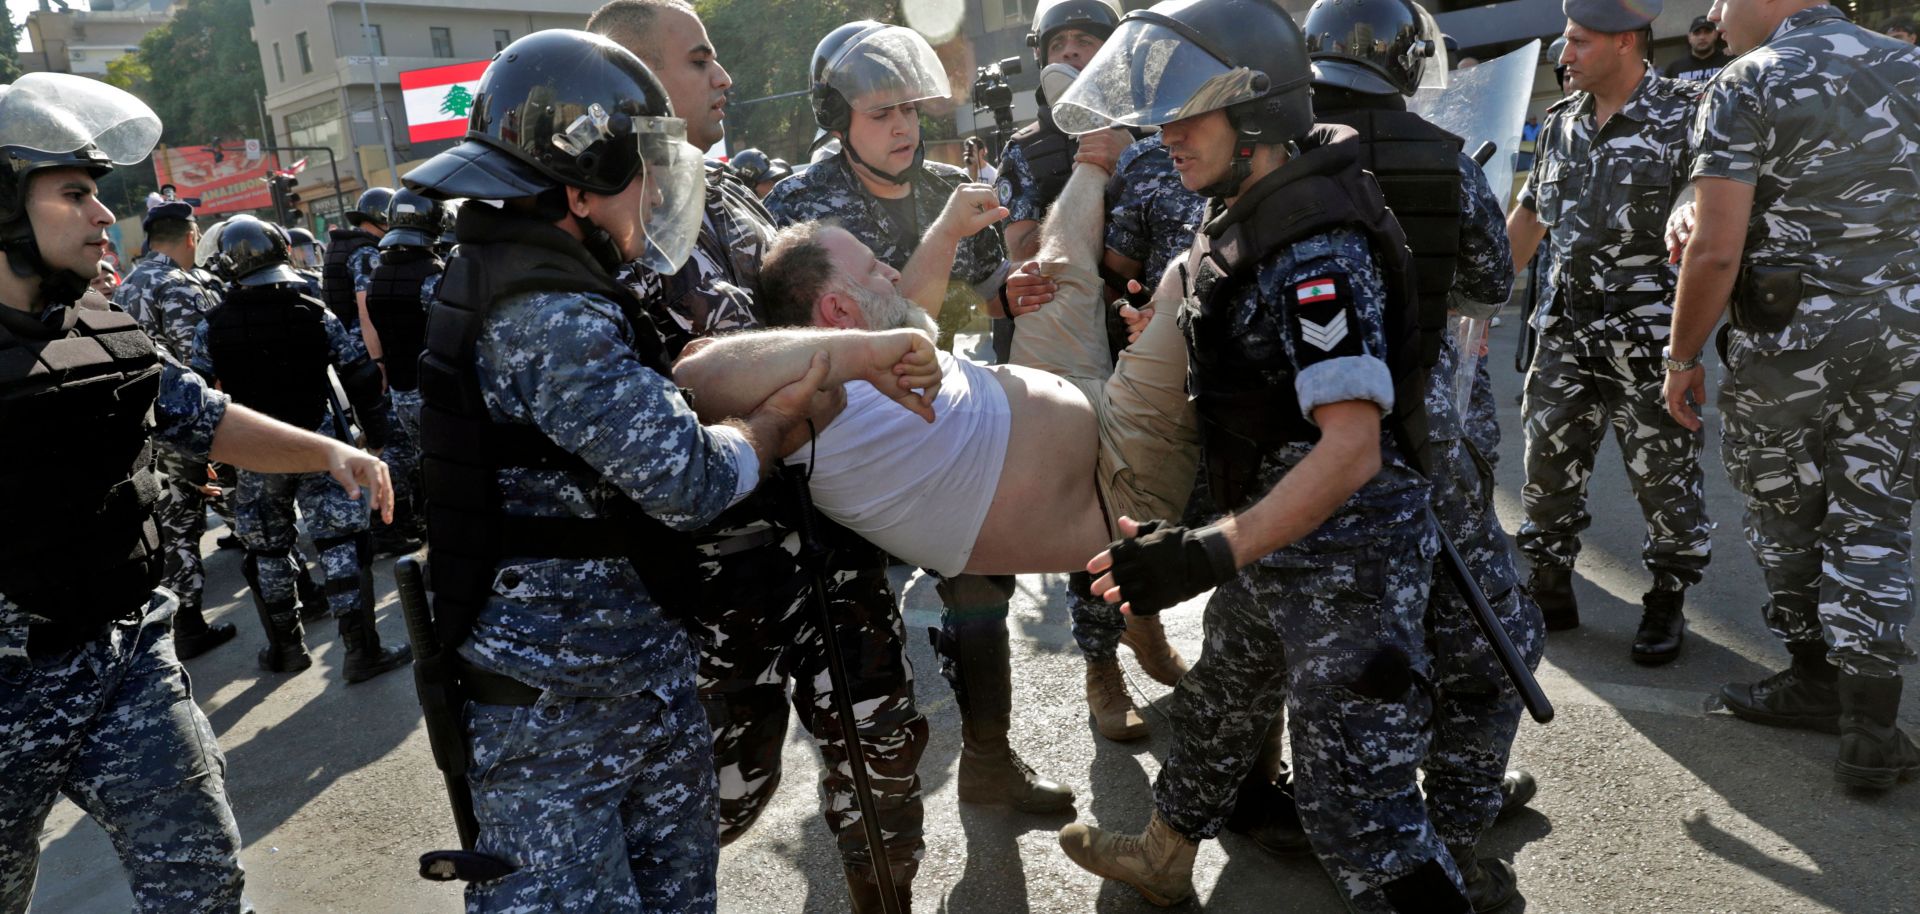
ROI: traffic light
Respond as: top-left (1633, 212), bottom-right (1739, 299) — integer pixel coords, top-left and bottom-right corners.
top-left (268, 173), bottom-right (302, 226)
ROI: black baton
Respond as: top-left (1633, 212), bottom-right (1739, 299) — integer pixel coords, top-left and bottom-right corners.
top-left (1428, 509), bottom-right (1555, 724)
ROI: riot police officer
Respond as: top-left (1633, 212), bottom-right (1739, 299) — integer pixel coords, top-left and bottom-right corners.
top-left (193, 215), bottom-right (411, 681)
top-left (112, 199), bottom-right (237, 658)
top-left (288, 225), bottom-right (325, 297)
top-left (362, 188), bottom-right (445, 446)
top-left (766, 18), bottom-right (1076, 823)
top-left (1050, 1), bottom-right (1472, 909)
top-left (998, 0), bottom-right (1121, 262)
top-left (323, 186), bottom-right (390, 342)
top-left (0, 72), bottom-right (392, 912)
top-left (1506, 0), bottom-right (1711, 665)
top-left (402, 30), bottom-right (831, 911)
top-left (586, 4), bottom-right (935, 905)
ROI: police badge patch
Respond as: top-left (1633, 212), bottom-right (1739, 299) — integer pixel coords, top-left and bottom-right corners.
top-left (1290, 274), bottom-right (1362, 361)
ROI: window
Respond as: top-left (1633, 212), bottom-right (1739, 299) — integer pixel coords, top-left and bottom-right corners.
top-left (431, 27), bottom-right (453, 58)
top-left (272, 42), bottom-right (285, 82)
top-left (365, 24), bottom-right (384, 57)
top-left (296, 31), bottom-right (312, 73)
top-left (286, 98), bottom-right (347, 172)
top-left (493, 29), bottom-right (511, 51)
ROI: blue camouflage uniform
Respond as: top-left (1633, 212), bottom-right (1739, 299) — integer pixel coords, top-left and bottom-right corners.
top-left (1, 345), bottom-right (247, 912)
top-left (457, 285), bottom-right (759, 914)
top-left (192, 307), bottom-right (380, 617)
top-left (115, 251), bottom-right (222, 630)
top-left (354, 246), bottom-right (422, 538)
top-left (993, 139), bottom-right (1049, 227)
top-left (620, 166), bottom-right (930, 888)
top-left (1155, 225), bottom-right (1459, 911)
top-left (1517, 68), bottom-right (1713, 595)
top-left (1694, 5), bottom-right (1920, 679)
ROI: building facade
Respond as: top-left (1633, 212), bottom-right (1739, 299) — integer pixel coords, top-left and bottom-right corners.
top-left (22, 1), bottom-right (178, 79)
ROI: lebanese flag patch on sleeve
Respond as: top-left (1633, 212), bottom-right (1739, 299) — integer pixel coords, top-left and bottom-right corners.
top-left (1289, 273), bottom-right (1362, 363)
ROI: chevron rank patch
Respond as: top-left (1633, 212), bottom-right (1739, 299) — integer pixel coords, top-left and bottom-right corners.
top-left (1290, 273), bottom-right (1361, 362)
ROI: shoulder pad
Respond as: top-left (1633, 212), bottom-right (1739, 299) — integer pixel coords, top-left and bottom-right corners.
top-left (1011, 120), bottom-right (1046, 143)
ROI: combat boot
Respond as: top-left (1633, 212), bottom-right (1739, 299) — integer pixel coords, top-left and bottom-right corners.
top-left (254, 597), bottom-right (313, 673)
top-left (1835, 673), bottom-right (1920, 791)
top-left (1721, 641), bottom-right (1842, 733)
top-left (1120, 613), bottom-right (1189, 686)
top-left (337, 561), bottom-right (412, 683)
top-left (936, 622), bottom-right (1075, 813)
top-left (1631, 588), bottom-right (1686, 665)
top-left (844, 866), bottom-right (913, 914)
top-left (1057, 812), bottom-right (1197, 907)
top-left (1449, 844), bottom-right (1520, 914)
top-left (1086, 658), bottom-right (1149, 741)
top-left (1498, 768), bottom-right (1539, 820)
top-left (172, 598), bottom-right (237, 660)
top-left (1225, 773), bottom-right (1309, 858)
top-left (1527, 565), bottom-right (1578, 631)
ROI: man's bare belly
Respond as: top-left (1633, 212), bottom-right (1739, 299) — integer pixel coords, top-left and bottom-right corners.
top-left (961, 363), bottom-right (1113, 575)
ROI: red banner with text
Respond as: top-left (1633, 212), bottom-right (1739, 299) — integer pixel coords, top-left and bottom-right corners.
top-left (151, 145), bottom-right (279, 215)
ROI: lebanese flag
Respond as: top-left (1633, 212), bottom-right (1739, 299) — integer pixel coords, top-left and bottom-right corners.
top-left (399, 59), bottom-right (489, 144)
top-left (1295, 278), bottom-right (1338, 305)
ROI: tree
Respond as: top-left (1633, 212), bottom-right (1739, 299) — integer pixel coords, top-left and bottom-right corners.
top-left (439, 84), bottom-right (475, 118)
top-left (125, 0), bottom-right (267, 146)
top-left (695, 0), bottom-right (903, 162)
top-left (0, 9), bottom-right (23, 84)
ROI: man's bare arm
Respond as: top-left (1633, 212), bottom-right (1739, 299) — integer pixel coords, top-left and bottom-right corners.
top-left (673, 327), bottom-right (939, 424)
top-left (1036, 129), bottom-right (1128, 270)
top-left (209, 402), bottom-right (395, 523)
top-left (1664, 176), bottom-right (1753, 431)
top-left (898, 184), bottom-right (1008, 316)
top-left (1506, 204), bottom-right (1548, 275)
top-left (1005, 219), bottom-right (1042, 262)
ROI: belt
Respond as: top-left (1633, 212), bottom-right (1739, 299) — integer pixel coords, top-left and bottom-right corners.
top-left (458, 661), bottom-right (543, 706)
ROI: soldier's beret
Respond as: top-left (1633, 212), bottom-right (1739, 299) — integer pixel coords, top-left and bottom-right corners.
top-left (1563, 0), bottom-right (1662, 33)
top-left (143, 201), bottom-right (196, 230)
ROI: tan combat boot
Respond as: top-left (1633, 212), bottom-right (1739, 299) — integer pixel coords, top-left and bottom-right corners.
top-left (1121, 613), bottom-right (1190, 686)
top-left (1058, 811), bottom-right (1197, 906)
top-left (1086, 658), bottom-right (1150, 741)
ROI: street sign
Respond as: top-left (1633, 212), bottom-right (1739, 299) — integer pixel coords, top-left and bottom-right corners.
top-left (244, 138), bottom-right (262, 159)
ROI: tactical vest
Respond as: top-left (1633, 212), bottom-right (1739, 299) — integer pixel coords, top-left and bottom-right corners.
top-left (1320, 107), bottom-right (1462, 370)
top-left (1010, 110), bottom-right (1074, 212)
top-left (0, 303), bottom-right (164, 629)
top-left (204, 284), bottom-right (335, 430)
top-left (365, 245), bottom-right (442, 392)
top-left (418, 206), bottom-right (704, 651)
top-left (1182, 126), bottom-right (1431, 511)
top-left (323, 228), bottom-right (376, 327)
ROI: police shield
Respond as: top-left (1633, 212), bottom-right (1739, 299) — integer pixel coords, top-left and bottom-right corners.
top-left (1411, 41), bottom-right (1538, 414)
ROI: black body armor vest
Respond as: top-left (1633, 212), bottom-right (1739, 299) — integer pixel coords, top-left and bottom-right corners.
top-left (1320, 107), bottom-right (1462, 370)
top-left (366, 245), bottom-right (442, 392)
top-left (204, 284), bottom-right (335, 430)
top-left (1010, 110), bottom-right (1075, 213)
top-left (323, 228), bottom-right (376, 327)
top-left (0, 303), bottom-right (165, 628)
top-left (418, 205), bottom-right (704, 650)
top-left (1182, 126), bottom-right (1431, 511)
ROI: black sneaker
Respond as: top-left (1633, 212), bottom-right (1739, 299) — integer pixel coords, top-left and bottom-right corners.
top-left (1722, 658), bottom-right (1842, 734)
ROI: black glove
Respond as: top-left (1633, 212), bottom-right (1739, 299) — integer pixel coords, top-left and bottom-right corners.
top-left (1105, 521), bottom-right (1237, 616)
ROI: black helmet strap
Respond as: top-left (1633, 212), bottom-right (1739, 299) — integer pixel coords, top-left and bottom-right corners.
top-left (844, 137), bottom-right (925, 187)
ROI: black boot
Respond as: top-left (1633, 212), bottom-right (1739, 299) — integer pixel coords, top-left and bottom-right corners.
top-left (1721, 641), bottom-right (1842, 733)
top-left (1835, 673), bottom-right (1920, 791)
top-left (338, 558), bottom-right (411, 683)
top-left (1631, 589), bottom-right (1686, 665)
top-left (1497, 768), bottom-right (1538, 821)
top-left (1225, 773), bottom-right (1310, 857)
top-left (844, 866), bottom-right (913, 914)
top-left (1527, 565), bottom-right (1578, 631)
top-left (244, 552), bottom-right (312, 672)
top-left (1449, 844), bottom-right (1520, 914)
top-left (172, 598), bottom-right (237, 660)
top-left (932, 618), bottom-right (1075, 814)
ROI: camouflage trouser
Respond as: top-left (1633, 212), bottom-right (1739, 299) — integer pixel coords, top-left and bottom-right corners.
top-left (690, 536), bottom-right (926, 885)
top-left (377, 399), bottom-right (422, 528)
top-left (391, 387), bottom-right (423, 445)
top-left (463, 677), bottom-right (716, 914)
top-left (156, 451), bottom-right (209, 614)
top-left (0, 592), bottom-right (246, 913)
top-left (233, 469), bottom-right (370, 614)
top-left (1719, 316), bottom-right (1920, 679)
top-left (1464, 351), bottom-right (1501, 469)
top-left (1518, 342), bottom-right (1712, 591)
top-left (1155, 524), bottom-right (1465, 913)
top-left (1425, 438), bottom-right (1545, 849)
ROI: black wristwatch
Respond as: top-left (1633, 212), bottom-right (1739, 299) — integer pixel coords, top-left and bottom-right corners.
top-left (1661, 345), bottom-right (1700, 373)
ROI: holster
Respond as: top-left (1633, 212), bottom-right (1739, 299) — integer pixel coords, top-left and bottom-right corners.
top-left (1730, 264), bottom-right (1803, 334)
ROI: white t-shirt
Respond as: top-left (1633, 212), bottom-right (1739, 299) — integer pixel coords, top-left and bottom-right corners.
top-left (786, 352), bottom-right (1009, 576)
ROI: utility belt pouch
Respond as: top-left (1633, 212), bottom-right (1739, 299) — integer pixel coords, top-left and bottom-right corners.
top-left (1731, 264), bottom-right (1803, 334)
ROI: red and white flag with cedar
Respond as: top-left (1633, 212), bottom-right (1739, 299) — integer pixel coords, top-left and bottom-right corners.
top-left (399, 60), bottom-right (489, 144)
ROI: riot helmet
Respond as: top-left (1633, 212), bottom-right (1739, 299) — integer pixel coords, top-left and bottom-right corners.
top-left (286, 226), bottom-right (320, 267)
top-left (730, 148), bottom-right (772, 184)
top-left (1053, 0), bottom-right (1315, 196)
top-left (348, 187), bottom-right (395, 229)
top-left (809, 21), bottom-right (950, 185)
top-left (380, 188), bottom-right (445, 248)
top-left (1302, 0), bottom-right (1448, 98)
top-left (1028, 0), bottom-right (1123, 68)
top-left (765, 158), bottom-right (793, 184)
top-left (217, 215), bottom-right (303, 287)
top-left (1547, 36), bottom-right (1568, 88)
top-left (403, 29), bottom-right (706, 275)
top-left (0, 73), bottom-right (160, 301)
top-left (194, 218), bottom-right (226, 271)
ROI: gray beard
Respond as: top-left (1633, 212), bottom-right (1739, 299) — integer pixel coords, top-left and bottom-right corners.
top-left (850, 281), bottom-right (940, 338)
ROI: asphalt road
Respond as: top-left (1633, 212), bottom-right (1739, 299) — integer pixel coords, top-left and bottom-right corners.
top-left (29, 323), bottom-right (1920, 913)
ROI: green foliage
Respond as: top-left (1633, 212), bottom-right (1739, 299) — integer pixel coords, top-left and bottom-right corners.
top-left (104, 53), bottom-right (152, 96)
top-left (0, 10), bottom-right (22, 84)
top-left (695, 0), bottom-right (902, 161)
top-left (129, 0), bottom-right (268, 146)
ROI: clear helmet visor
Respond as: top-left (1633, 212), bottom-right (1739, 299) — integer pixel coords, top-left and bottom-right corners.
top-left (1413, 5), bottom-right (1449, 90)
top-left (0, 72), bottom-right (161, 164)
top-left (631, 115), bottom-right (706, 275)
top-left (825, 26), bottom-right (952, 113)
top-left (1052, 18), bottom-right (1268, 135)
